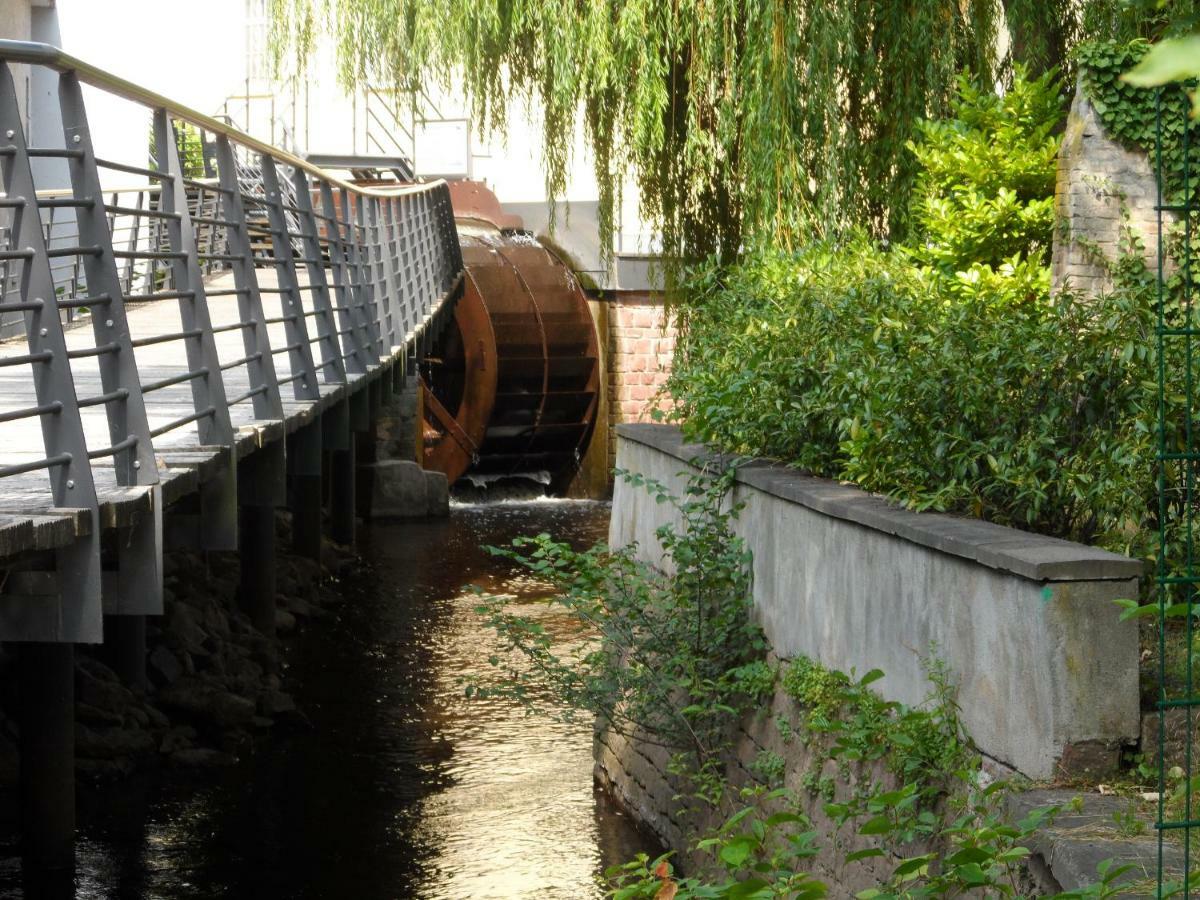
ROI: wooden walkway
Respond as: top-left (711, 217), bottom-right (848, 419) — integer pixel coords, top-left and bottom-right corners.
top-left (0, 264), bottom-right (445, 528)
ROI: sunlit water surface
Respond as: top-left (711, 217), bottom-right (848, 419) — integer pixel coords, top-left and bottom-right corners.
top-left (0, 500), bottom-right (659, 899)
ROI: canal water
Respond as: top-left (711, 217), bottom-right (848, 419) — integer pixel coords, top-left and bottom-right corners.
top-left (4, 500), bottom-right (660, 898)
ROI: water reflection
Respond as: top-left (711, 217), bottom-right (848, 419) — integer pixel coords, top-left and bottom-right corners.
top-left (0, 500), bottom-right (659, 899)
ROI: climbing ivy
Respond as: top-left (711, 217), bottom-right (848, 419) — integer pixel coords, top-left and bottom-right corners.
top-left (1076, 38), bottom-right (1200, 209)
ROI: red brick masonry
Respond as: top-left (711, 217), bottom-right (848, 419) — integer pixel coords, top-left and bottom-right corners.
top-left (604, 293), bottom-right (675, 461)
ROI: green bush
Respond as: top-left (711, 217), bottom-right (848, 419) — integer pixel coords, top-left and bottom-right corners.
top-left (668, 69), bottom-right (1158, 552)
top-left (907, 68), bottom-right (1060, 273)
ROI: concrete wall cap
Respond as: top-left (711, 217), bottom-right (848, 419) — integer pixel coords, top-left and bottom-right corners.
top-left (615, 423), bottom-right (1143, 583)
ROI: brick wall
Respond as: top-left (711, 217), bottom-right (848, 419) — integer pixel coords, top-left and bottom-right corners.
top-left (604, 292), bottom-right (675, 462)
top-left (1052, 83), bottom-right (1168, 295)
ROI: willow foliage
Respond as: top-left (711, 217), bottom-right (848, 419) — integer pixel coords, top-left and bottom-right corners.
top-left (269, 0), bottom-right (1196, 267)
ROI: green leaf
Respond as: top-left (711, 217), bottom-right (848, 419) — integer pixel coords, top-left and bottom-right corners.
top-left (1123, 37), bottom-right (1200, 87)
top-left (719, 836), bottom-right (756, 867)
top-left (723, 878), bottom-right (772, 898)
top-left (859, 816), bottom-right (894, 836)
top-left (859, 668), bottom-right (886, 687)
top-left (955, 862), bottom-right (990, 885)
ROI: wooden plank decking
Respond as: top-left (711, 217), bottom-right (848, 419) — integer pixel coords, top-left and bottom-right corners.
top-left (0, 267), bottom-right (441, 559)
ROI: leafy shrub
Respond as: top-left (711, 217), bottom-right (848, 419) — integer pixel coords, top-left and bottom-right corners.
top-left (667, 68), bottom-right (1158, 553)
top-left (669, 239), bottom-right (1154, 549)
top-left (907, 67), bottom-right (1061, 272)
top-left (608, 656), bottom-right (1141, 899)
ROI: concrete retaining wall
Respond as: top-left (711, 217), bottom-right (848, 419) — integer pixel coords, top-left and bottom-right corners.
top-left (609, 424), bottom-right (1142, 780)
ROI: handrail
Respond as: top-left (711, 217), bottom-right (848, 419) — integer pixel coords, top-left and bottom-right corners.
top-left (0, 40), bottom-right (465, 646)
top-left (0, 39), bottom-right (435, 199)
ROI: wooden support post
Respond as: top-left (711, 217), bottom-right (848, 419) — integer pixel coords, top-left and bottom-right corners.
top-left (331, 398), bottom-right (357, 546)
top-left (289, 420), bottom-right (323, 561)
top-left (239, 503), bottom-right (276, 636)
top-left (19, 643), bottom-right (75, 877)
top-left (239, 441), bottom-right (285, 635)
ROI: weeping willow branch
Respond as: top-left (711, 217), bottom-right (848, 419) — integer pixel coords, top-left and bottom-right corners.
top-left (268, 0), bottom-right (1199, 273)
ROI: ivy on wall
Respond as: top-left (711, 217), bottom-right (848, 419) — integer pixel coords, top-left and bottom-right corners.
top-left (1076, 39), bottom-right (1200, 208)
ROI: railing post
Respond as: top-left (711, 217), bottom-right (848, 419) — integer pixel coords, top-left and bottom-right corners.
top-left (342, 187), bottom-right (382, 364)
top-left (59, 72), bottom-right (164, 680)
top-left (0, 62), bottom-right (101, 641)
top-left (384, 198), bottom-right (405, 346)
top-left (213, 135), bottom-right (284, 420)
top-left (367, 196), bottom-right (398, 352)
top-left (288, 167), bottom-right (347, 384)
top-left (352, 191), bottom-right (384, 359)
top-left (320, 181), bottom-right (370, 374)
top-left (395, 193), bottom-right (418, 339)
top-left (0, 61), bottom-right (103, 883)
top-left (155, 108), bottom-right (238, 551)
top-left (258, 154), bottom-right (321, 402)
top-left (153, 109), bottom-right (236, 447)
top-left (58, 73), bottom-right (160, 484)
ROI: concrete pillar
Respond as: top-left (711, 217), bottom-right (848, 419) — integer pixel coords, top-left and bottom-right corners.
top-left (18, 642), bottom-right (74, 878)
top-left (290, 420), bottom-right (323, 561)
top-left (102, 615), bottom-right (146, 691)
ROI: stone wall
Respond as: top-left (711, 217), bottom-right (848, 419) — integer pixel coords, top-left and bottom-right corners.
top-left (595, 688), bottom-right (923, 896)
top-left (609, 424), bottom-right (1142, 781)
top-left (1052, 83), bottom-right (1167, 294)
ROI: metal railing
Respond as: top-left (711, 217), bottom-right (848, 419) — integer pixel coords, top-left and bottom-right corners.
top-left (0, 39), bottom-right (463, 643)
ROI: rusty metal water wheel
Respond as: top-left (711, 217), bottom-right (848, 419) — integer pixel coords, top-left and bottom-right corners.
top-left (419, 234), bottom-right (600, 492)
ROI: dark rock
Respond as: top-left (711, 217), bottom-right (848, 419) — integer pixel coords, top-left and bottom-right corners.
top-left (279, 594), bottom-right (314, 618)
top-left (1055, 740), bottom-right (1121, 779)
top-left (226, 657), bottom-right (265, 694)
top-left (76, 723), bottom-right (155, 760)
top-left (76, 702), bottom-right (124, 728)
top-left (201, 603), bottom-right (231, 639)
top-left (165, 604), bottom-right (208, 655)
top-left (149, 645), bottom-right (183, 686)
top-left (170, 748), bottom-right (236, 768)
top-left (126, 707), bottom-right (150, 729)
top-left (275, 609), bottom-right (296, 633)
top-left (200, 649), bottom-right (228, 679)
top-left (159, 726), bottom-right (196, 755)
top-left (258, 690), bottom-right (297, 718)
top-left (156, 678), bottom-right (257, 730)
top-left (77, 666), bottom-right (136, 716)
top-left (145, 705), bottom-right (170, 729)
